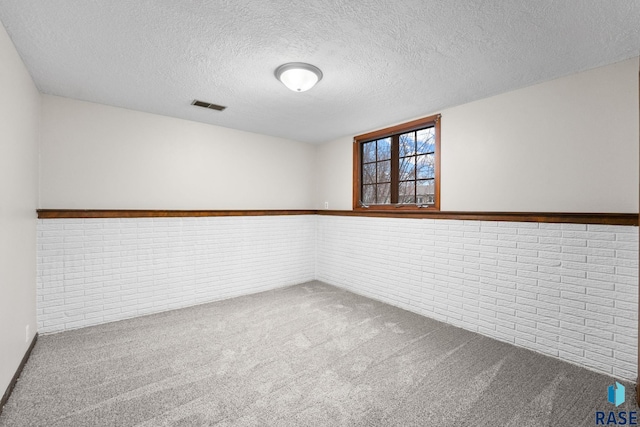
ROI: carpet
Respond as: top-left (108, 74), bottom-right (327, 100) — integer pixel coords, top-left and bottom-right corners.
top-left (0, 281), bottom-right (635, 426)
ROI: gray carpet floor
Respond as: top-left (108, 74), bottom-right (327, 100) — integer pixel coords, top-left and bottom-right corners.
top-left (0, 281), bottom-right (636, 426)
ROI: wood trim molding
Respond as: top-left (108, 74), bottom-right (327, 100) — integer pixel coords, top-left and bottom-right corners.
top-left (0, 333), bottom-right (37, 418)
top-left (354, 114), bottom-right (441, 143)
top-left (37, 209), bottom-right (638, 225)
top-left (37, 209), bottom-right (317, 219)
top-left (352, 139), bottom-right (360, 210)
top-left (318, 210), bottom-right (639, 226)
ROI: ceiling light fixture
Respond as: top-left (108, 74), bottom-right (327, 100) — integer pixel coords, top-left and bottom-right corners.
top-left (275, 62), bottom-right (323, 92)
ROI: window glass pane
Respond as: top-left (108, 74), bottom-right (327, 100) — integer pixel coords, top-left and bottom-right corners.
top-left (417, 180), bottom-right (435, 204)
top-left (376, 184), bottom-right (391, 204)
top-left (376, 137), bottom-right (391, 161)
top-left (363, 141), bottom-right (376, 163)
top-left (357, 116), bottom-right (439, 209)
top-left (399, 156), bottom-right (416, 181)
top-left (377, 160), bottom-right (391, 182)
top-left (416, 154), bottom-right (435, 179)
top-left (362, 184), bottom-right (376, 205)
top-left (399, 132), bottom-right (415, 157)
top-left (399, 181), bottom-right (416, 204)
top-left (417, 127), bottom-right (435, 154)
top-left (362, 163), bottom-right (376, 184)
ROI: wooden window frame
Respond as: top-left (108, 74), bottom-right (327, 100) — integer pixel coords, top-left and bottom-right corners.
top-left (353, 114), bottom-right (441, 212)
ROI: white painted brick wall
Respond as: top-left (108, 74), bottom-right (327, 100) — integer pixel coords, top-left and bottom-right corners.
top-left (37, 216), bottom-right (316, 333)
top-left (37, 214), bottom-right (638, 381)
top-left (316, 216), bottom-right (638, 381)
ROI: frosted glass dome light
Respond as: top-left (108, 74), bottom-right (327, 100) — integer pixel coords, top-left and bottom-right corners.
top-left (275, 63), bottom-right (323, 92)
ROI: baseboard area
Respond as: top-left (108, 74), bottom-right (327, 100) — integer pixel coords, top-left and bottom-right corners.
top-left (0, 333), bottom-right (38, 418)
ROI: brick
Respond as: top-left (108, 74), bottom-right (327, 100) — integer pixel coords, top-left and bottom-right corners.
top-left (562, 261), bottom-right (615, 274)
top-left (588, 240), bottom-right (638, 251)
top-left (613, 367), bottom-right (637, 381)
top-left (614, 350), bottom-right (637, 364)
top-left (498, 246), bottom-right (538, 257)
top-left (615, 249), bottom-right (639, 260)
top-left (539, 223), bottom-right (562, 230)
top-left (517, 256), bottom-right (561, 267)
top-left (613, 299), bottom-right (637, 313)
top-left (587, 271), bottom-right (636, 286)
top-left (614, 282), bottom-right (639, 294)
top-left (616, 233), bottom-right (639, 242)
top-left (585, 350), bottom-right (616, 366)
top-left (517, 269), bottom-right (560, 283)
top-left (614, 317), bottom-right (637, 329)
top-left (562, 246), bottom-right (615, 257)
top-left (587, 256), bottom-right (637, 269)
top-left (615, 266), bottom-right (638, 277)
top-left (539, 265), bottom-right (587, 278)
top-left (518, 228), bottom-right (561, 238)
top-left (562, 231), bottom-right (616, 241)
top-left (539, 237), bottom-right (587, 247)
top-left (539, 251), bottom-right (585, 263)
top-left (534, 337), bottom-right (559, 354)
top-left (588, 225), bottom-right (634, 233)
top-left (562, 224), bottom-right (588, 231)
top-left (557, 342), bottom-right (585, 357)
top-left (562, 275), bottom-right (614, 291)
top-left (561, 290), bottom-right (612, 307)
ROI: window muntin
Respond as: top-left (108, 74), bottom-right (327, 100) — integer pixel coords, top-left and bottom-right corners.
top-left (354, 115), bottom-right (440, 211)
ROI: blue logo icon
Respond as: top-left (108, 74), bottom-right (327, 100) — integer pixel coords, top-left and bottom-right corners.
top-left (608, 382), bottom-right (625, 407)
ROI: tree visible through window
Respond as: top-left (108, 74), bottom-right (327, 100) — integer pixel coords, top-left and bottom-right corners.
top-left (354, 115), bottom-right (440, 211)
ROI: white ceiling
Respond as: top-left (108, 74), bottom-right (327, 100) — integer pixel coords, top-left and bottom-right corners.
top-left (0, 1), bottom-right (638, 144)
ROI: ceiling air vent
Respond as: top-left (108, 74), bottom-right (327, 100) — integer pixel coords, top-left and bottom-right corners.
top-left (191, 100), bottom-right (227, 111)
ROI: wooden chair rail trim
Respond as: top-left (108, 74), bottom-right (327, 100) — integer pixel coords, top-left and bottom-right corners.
top-left (318, 210), bottom-right (638, 225)
top-left (36, 209), bottom-right (317, 218)
top-left (37, 209), bottom-right (638, 225)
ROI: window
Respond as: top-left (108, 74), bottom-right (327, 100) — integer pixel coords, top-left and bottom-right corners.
top-left (353, 114), bottom-right (440, 211)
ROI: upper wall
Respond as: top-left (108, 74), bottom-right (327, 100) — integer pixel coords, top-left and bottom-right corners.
top-left (39, 96), bottom-right (317, 210)
top-left (316, 58), bottom-right (640, 213)
top-left (0, 19), bottom-right (39, 396)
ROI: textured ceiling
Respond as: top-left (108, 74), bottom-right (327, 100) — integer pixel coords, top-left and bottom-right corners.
top-left (0, 1), bottom-right (638, 144)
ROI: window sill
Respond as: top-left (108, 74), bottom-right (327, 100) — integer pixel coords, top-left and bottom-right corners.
top-left (354, 205), bottom-right (440, 212)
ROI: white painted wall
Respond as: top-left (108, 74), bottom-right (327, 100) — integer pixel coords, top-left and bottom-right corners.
top-left (37, 216), bottom-right (316, 333)
top-left (316, 58), bottom-right (640, 213)
top-left (39, 95), bottom-right (317, 210)
top-left (315, 137), bottom-right (353, 211)
top-left (0, 21), bottom-right (39, 396)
